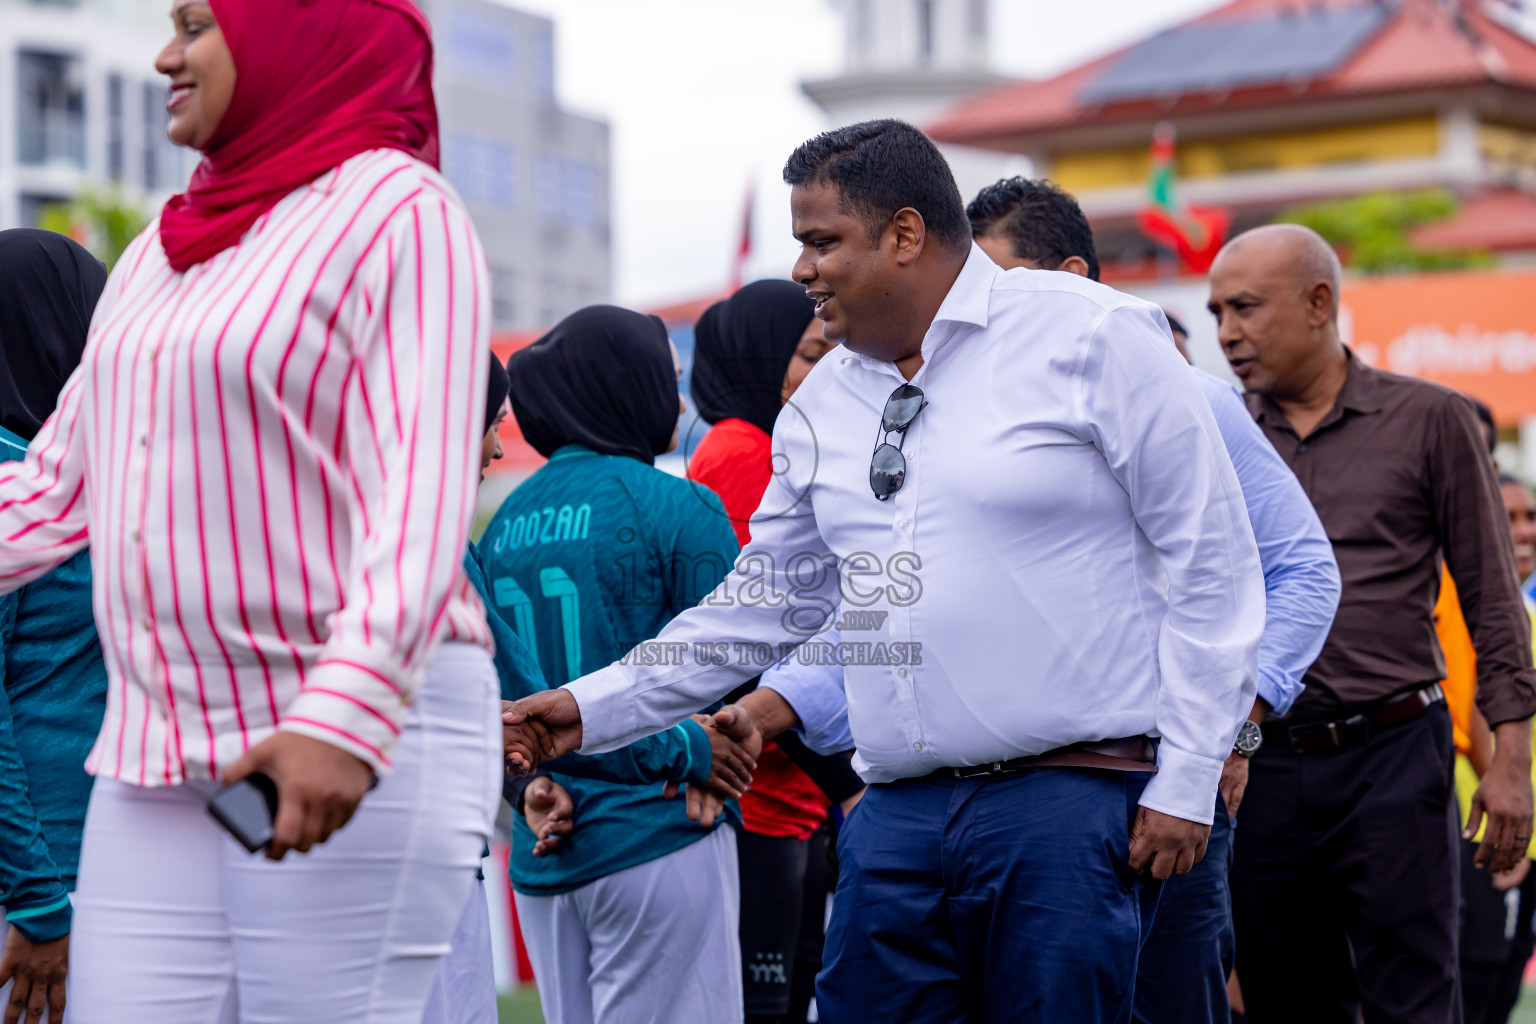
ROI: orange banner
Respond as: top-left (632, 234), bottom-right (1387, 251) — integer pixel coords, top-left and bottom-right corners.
top-left (1345, 270), bottom-right (1536, 423)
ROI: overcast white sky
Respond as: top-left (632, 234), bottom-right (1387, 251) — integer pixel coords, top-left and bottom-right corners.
top-left (493, 0), bottom-right (1224, 308)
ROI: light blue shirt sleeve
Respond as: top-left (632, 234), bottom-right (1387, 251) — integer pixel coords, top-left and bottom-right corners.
top-left (759, 626), bottom-right (855, 756)
top-left (1195, 369), bottom-right (1341, 716)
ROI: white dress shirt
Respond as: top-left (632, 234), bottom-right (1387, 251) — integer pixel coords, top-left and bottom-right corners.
top-left (567, 244), bottom-right (1263, 824)
top-left (761, 369), bottom-right (1340, 762)
top-left (0, 150), bottom-right (491, 785)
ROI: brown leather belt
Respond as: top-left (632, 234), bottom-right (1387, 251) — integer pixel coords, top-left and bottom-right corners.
top-left (1261, 683), bottom-right (1445, 755)
top-left (933, 736), bottom-right (1159, 780)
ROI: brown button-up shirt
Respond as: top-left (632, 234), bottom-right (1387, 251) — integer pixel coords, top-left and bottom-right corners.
top-left (1247, 349), bottom-right (1536, 726)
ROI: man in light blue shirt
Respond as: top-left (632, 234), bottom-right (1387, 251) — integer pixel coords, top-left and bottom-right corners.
top-left (958, 176), bottom-right (1340, 1024)
top-left (509, 123), bottom-right (1269, 1022)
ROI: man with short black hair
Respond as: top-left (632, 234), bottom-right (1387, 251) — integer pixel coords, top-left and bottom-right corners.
top-left (507, 120), bottom-right (1267, 1022)
top-left (967, 176), bottom-right (1341, 1024)
top-left (969, 176), bottom-right (1100, 281)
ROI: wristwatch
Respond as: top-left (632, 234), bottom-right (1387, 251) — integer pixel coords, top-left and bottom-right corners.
top-left (1233, 719), bottom-right (1263, 758)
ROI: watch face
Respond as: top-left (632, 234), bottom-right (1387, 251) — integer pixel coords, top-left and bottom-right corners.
top-left (1234, 719), bottom-right (1263, 756)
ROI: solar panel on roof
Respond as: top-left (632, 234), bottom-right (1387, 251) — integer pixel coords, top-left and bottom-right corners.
top-left (1077, 5), bottom-right (1390, 104)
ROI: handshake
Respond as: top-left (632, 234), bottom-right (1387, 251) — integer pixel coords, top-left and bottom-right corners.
top-left (500, 689), bottom-right (765, 831)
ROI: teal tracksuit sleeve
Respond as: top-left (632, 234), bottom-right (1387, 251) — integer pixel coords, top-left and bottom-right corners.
top-left (465, 544), bottom-right (711, 788)
top-left (0, 591), bottom-right (72, 943)
top-left (546, 720), bottom-right (713, 788)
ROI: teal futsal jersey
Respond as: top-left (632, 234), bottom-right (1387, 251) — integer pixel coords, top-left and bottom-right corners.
top-left (483, 445), bottom-right (741, 895)
top-left (0, 425), bottom-right (108, 942)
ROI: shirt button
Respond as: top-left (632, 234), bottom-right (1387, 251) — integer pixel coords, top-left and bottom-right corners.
top-left (139, 435), bottom-right (147, 447)
top-left (903, 449), bottom-right (915, 460)
top-left (897, 667), bottom-right (908, 678)
top-left (1296, 443), bottom-right (1308, 453)
top-left (897, 519), bottom-right (910, 531)
top-left (913, 741), bottom-right (924, 752)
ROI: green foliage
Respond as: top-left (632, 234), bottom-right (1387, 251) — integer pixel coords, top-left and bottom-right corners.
top-left (35, 190), bottom-right (149, 270)
top-left (1274, 190), bottom-right (1493, 275)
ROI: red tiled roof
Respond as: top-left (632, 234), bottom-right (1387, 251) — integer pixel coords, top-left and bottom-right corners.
top-left (1411, 188), bottom-right (1536, 252)
top-left (930, 0), bottom-right (1536, 148)
top-left (646, 292), bottom-right (727, 325)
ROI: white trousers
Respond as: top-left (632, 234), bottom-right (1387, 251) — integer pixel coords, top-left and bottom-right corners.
top-left (420, 877), bottom-right (498, 1024)
top-left (515, 825), bottom-right (744, 1024)
top-left (66, 643), bottom-right (500, 1024)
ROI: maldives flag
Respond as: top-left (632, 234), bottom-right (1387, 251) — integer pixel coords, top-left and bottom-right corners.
top-left (730, 184), bottom-right (754, 292)
top-left (1136, 123), bottom-right (1230, 274)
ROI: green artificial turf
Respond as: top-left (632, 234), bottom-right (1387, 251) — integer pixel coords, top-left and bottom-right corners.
top-left (497, 989), bottom-right (544, 1024)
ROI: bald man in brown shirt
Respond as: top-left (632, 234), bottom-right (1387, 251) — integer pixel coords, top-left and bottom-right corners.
top-left (1208, 224), bottom-right (1536, 1024)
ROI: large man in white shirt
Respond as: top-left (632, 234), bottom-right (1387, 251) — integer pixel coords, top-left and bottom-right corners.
top-left (505, 120), bottom-right (1265, 1022)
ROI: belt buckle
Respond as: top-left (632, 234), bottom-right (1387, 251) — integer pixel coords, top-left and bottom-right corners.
top-left (951, 761), bottom-right (1007, 780)
top-left (1287, 720), bottom-right (1338, 753)
top-left (1287, 723), bottom-right (1317, 753)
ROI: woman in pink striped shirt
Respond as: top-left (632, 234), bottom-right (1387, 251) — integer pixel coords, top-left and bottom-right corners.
top-left (0, 2), bottom-right (501, 1021)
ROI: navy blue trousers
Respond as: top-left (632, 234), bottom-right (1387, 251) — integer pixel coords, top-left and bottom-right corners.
top-left (816, 769), bottom-right (1161, 1024)
top-left (1133, 795), bottom-right (1233, 1024)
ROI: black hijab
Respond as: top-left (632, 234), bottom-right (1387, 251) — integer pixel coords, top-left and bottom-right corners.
top-left (484, 350), bottom-right (510, 433)
top-left (0, 229), bottom-right (107, 441)
top-left (691, 279), bottom-right (814, 436)
top-left (507, 305), bottom-right (677, 465)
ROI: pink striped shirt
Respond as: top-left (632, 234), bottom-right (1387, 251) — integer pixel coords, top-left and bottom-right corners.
top-left (0, 150), bottom-right (493, 785)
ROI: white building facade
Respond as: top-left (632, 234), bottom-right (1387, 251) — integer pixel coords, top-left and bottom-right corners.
top-left (0, 0), bottom-right (611, 331)
top-left (420, 0), bottom-right (612, 330)
top-left (801, 0), bottom-right (1023, 200)
top-left (0, 0), bottom-right (194, 235)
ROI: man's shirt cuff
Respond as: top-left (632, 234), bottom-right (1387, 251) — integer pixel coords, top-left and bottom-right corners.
top-left (1257, 666), bottom-right (1302, 718)
top-left (761, 678), bottom-right (853, 755)
top-left (565, 666), bottom-right (640, 754)
top-left (1138, 742), bottom-right (1224, 825)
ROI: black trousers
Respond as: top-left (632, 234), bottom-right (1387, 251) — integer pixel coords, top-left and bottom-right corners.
top-left (1460, 836), bottom-right (1536, 1024)
top-left (739, 820), bottom-right (836, 1023)
top-left (740, 829), bottom-right (810, 1018)
top-left (1231, 703), bottom-right (1461, 1024)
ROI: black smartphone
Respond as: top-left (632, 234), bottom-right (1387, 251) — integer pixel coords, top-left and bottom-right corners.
top-left (207, 773), bottom-right (279, 853)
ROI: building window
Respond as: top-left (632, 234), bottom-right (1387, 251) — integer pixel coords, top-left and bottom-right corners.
top-left (562, 161), bottom-right (599, 229)
top-left (140, 81), bottom-right (191, 193)
top-left (530, 25), bottom-right (555, 98)
top-left (535, 155), bottom-right (562, 223)
top-left (538, 277), bottom-right (564, 326)
top-left (442, 7), bottom-right (516, 88)
top-left (107, 74), bottom-right (125, 182)
top-left (17, 50), bottom-right (84, 168)
top-left (18, 193), bottom-right (68, 229)
top-left (142, 81), bottom-right (161, 188)
top-left (490, 268), bottom-right (518, 326)
top-left (443, 133), bottom-right (517, 209)
top-left (917, 0), bottom-right (935, 63)
top-left (969, 0), bottom-right (988, 44)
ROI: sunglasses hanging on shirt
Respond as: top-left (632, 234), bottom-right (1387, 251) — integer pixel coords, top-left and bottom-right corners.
top-left (870, 383), bottom-right (927, 501)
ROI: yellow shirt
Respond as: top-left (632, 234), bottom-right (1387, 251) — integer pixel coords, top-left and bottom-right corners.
top-left (1455, 598), bottom-right (1536, 851)
top-left (1437, 570), bottom-right (1477, 757)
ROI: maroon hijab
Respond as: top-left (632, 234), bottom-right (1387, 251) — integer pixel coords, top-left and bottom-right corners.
top-left (159, 0), bottom-right (439, 272)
